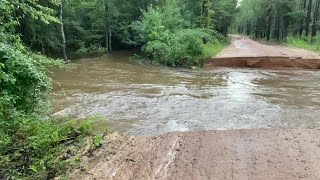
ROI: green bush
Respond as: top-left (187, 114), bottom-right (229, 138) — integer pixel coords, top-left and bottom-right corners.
top-left (141, 28), bottom-right (225, 67)
top-left (75, 43), bottom-right (106, 56)
top-left (165, 29), bottom-right (208, 67)
top-left (0, 115), bottom-right (98, 179)
top-left (132, 0), bottom-right (227, 67)
top-left (0, 43), bottom-right (63, 117)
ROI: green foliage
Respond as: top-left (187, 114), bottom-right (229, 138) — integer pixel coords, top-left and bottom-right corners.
top-left (133, 0), bottom-right (229, 67)
top-left (132, 6), bottom-right (171, 44)
top-left (234, 0), bottom-right (320, 43)
top-left (91, 134), bottom-right (104, 149)
top-left (3, 0), bottom-right (236, 58)
top-left (0, 43), bottom-right (63, 116)
top-left (0, 115), bottom-right (99, 179)
top-left (203, 40), bottom-right (230, 58)
top-left (286, 36), bottom-right (320, 51)
top-left (0, 1), bottom-right (103, 179)
top-left (150, 29), bottom-right (208, 67)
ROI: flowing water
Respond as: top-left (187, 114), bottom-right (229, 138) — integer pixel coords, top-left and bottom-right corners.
top-left (52, 52), bottom-right (320, 135)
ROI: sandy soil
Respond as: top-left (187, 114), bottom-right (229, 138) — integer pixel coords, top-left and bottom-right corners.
top-left (71, 129), bottom-right (320, 180)
top-left (206, 35), bottom-right (320, 69)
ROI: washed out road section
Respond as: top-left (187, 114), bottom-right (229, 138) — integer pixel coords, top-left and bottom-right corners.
top-left (206, 35), bottom-right (320, 69)
top-left (52, 53), bottom-right (320, 135)
top-left (51, 49), bottom-right (320, 179)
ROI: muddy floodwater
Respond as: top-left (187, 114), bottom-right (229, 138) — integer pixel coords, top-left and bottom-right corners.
top-left (52, 52), bottom-right (320, 135)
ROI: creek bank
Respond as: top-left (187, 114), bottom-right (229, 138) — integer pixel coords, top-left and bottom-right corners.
top-left (206, 57), bottom-right (320, 69)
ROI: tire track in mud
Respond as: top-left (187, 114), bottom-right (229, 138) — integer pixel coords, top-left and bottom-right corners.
top-left (70, 129), bottom-right (320, 180)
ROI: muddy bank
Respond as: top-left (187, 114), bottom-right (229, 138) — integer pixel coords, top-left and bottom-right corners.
top-left (71, 129), bottom-right (320, 180)
top-left (206, 57), bottom-right (320, 69)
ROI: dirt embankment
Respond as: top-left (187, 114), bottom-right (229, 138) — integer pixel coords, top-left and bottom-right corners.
top-left (71, 129), bottom-right (320, 180)
top-left (206, 56), bottom-right (320, 69)
top-left (206, 35), bottom-right (320, 69)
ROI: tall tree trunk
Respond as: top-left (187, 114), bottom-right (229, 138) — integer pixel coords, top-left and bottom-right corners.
top-left (266, 7), bottom-right (272, 41)
top-left (312, 0), bottom-right (320, 38)
top-left (276, 16), bottom-right (280, 41)
top-left (300, 0), bottom-right (307, 36)
top-left (60, 1), bottom-right (68, 62)
top-left (305, 0), bottom-right (313, 37)
top-left (104, 0), bottom-right (112, 53)
top-left (108, 25), bottom-right (112, 53)
top-left (283, 16), bottom-right (289, 40)
top-left (201, 0), bottom-right (209, 28)
top-left (246, 22), bottom-right (250, 36)
top-left (255, 26), bottom-right (258, 38)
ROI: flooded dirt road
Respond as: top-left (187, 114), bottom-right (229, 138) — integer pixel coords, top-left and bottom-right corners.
top-left (52, 52), bottom-right (320, 135)
top-left (52, 49), bottom-right (320, 179)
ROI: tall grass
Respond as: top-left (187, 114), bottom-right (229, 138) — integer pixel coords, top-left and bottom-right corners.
top-left (203, 40), bottom-right (229, 58)
top-left (285, 35), bottom-right (320, 52)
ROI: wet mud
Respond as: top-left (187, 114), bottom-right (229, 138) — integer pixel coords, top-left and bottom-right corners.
top-left (71, 129), bottom-right (320, 180)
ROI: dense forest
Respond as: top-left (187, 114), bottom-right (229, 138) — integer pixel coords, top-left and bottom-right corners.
top-left (15, 0), bottom-right (237, 66)
top-left (234, 0), bottom-right (320, 50)
top-left (0, 0), bottom-right (237, 179)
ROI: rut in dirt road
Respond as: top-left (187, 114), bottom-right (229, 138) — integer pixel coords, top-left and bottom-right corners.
top-left (71, 129), bottom-right (320, 180)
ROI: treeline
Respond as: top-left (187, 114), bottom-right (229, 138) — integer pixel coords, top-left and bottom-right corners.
top-left (234, 0), bottom-right (320, 41)
top-left (15, 0), bottom-right (237, 65)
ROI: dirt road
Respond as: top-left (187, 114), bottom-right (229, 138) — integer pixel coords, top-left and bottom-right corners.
top-left (206, 35), bottom-right (320, 69)
top-left (217, 35), bottom-right (320, 59)
top-left (72, 129), bottom-right (320, 180)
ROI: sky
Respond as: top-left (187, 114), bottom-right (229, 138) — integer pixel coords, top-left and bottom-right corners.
top-left (237, 0), bottom-right (242, 7)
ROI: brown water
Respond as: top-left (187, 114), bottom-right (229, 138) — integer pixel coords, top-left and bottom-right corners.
top-left (52, 52), bottom-right (320, 135)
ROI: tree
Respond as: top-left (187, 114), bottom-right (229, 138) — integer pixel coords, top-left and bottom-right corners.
top-left (306, 0), bottom-right (313, 36)
top-left (60, 0), bottom-right (68, 61)
top-left (233, 0), bottom-right (320, 41)
top-left (312, 0), bottom-right (320, 38)
top-left (300, 0), bottom-right (307, 36)
top-left (4, 0), bottom-right (236, 59)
